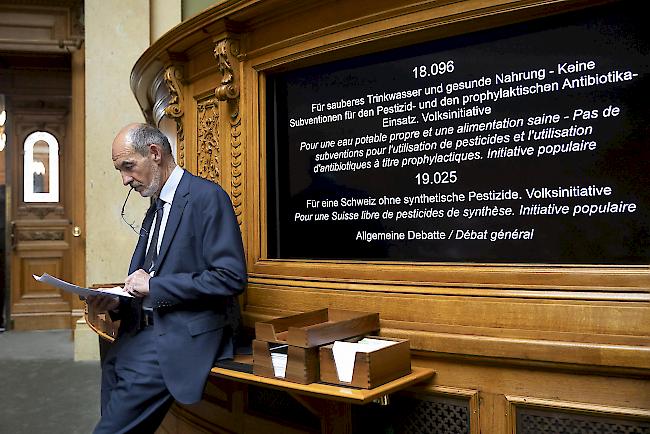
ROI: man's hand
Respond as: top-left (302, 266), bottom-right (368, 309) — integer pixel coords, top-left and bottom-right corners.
top-left (124, 269), bottom-right (152, 298)
top-left (86, 294), bottom-right (120, 313)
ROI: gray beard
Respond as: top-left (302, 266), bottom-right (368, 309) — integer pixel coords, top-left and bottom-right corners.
top-left (141, 164), bottom-right (161, 197)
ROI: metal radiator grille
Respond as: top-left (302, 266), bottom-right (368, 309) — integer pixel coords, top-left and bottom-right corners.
top-left (352, 393), bottom-right (470, 434)
top-left (517, 407), bottom-right (650, 434)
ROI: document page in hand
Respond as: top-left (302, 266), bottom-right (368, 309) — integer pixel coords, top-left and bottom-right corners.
top-left (33, 273), bottom-right (133, 299)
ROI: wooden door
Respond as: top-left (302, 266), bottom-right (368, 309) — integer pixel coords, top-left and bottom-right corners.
top-left (4, 50), bottom-right (85, 331)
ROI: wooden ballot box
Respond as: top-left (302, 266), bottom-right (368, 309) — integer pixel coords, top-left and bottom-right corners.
top-left (253, 308), bottom-right (380, 384)
top-left (319, 337), bottom-right (411, 389)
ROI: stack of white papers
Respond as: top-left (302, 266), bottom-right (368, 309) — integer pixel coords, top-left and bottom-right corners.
top-left (269, 345), bottom-right (288, 378)
top-left (331, 338), bottom-right (395, 382)
top-left (33, 273), bottom-right (132, 299)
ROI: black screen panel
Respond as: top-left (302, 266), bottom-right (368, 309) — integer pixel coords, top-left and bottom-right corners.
top-left (267, 1), bottom-right (650, 264)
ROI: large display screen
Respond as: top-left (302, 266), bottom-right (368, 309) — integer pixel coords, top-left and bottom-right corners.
top-left (266, 1), bottom-right (650, 264)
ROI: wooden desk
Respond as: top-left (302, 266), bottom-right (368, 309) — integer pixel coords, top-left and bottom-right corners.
top-left (210, 357), bottom-right (435, 433)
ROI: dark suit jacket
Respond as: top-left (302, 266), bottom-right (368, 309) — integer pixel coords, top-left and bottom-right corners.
top-left (117, 170), bottom-right (247, 404)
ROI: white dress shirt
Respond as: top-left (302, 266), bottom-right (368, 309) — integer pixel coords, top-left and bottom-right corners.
top-left (143, 165), bottom-right (184, 308)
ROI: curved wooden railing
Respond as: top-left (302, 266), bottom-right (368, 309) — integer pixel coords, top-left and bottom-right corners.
top-left (83, 283), bottom-right (122, 343)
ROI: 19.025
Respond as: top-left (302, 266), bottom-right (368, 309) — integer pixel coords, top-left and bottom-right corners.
top-left (415, 171), bottom-right (457, 185)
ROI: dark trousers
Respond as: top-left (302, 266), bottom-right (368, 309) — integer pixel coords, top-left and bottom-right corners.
top-left (94, 326), bottom-right (174, 434)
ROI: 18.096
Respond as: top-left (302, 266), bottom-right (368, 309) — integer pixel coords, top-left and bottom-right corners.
top-left (415, 171), bottom-right (457, 185)
top-left (412, 60), bottom-right (454, 78)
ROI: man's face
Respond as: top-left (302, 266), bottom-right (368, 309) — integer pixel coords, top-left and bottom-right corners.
top-left (112, 139), bottom-right (161, 198)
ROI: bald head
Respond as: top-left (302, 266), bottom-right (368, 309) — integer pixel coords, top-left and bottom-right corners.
top-left (112, 123), bottom-right (176, 197)
top-left (114, 123), bottom-right (172, 157)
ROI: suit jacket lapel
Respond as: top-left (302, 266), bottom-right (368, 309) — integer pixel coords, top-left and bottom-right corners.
top-left (155, 172), bottom-right (190, 272)
top-left (129, 202), bottom-right (156, 274)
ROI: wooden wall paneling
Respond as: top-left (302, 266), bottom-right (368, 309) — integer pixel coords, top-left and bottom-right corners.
top-left (506, 395), bottom-right (650, 434)
top-left (130, 1), bottom-right (650, 432)
top-left (244, 281), bottom-right (650, 337)
top-left (243, 283), bottom-right (650, 370)
top-left (187, 39), bottom-right (223, 183)
top-left (244, 239), bottom-right (650, 291)
top-left (185, 30), bottom-right (247, 257)
top-left (247, 261), bottom-right (650, 292)
top-left (241, 0), bottom-right (612, 67)
top-left (239, 0), bottom-right (650, 356)
top-left (185, 38), bottom-right (221, 84)
top-left (413, 355), bottom-right (650, 415)
top-left (158, 378), bottom-right (318, 434)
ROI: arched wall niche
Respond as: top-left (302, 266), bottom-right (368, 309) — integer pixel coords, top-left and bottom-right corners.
top-left (23, 130), bottom-right (60, 203)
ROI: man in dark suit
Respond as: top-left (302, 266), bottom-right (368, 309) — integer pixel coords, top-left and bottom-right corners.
top-left (88, 123), bottom-right (247, 433)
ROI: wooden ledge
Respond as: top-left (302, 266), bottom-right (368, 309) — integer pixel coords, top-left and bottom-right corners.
top-left (210, 358), bottom-right (435, 404)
